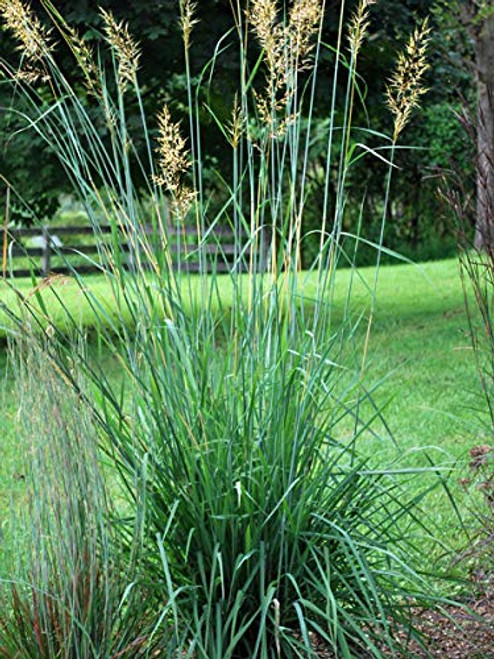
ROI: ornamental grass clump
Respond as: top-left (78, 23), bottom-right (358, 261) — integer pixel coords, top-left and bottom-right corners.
top-left (0, 0), bottom-right (451, 656)
top-left (443, 108), bottom-right (494, 592)
top-left (0, 340), bottom-right (156, 658)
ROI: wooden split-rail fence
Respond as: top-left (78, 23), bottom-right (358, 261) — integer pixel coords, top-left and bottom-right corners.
top-left (2, 225), bottom-right (269, 278)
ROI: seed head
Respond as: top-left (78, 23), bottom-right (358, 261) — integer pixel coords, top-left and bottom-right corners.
top-left (100, 9), bottom-right (140, 90)
top-left (248, 0), bottom-right (281, 84)
top-left (155, 105), bottom-right (190, 192)
top-left (228, 93), bottom-right (244, 148)
top-left (155, 104), bottom-right (195, 219)
top-left (347, 0), bottom-right (375, 58)
top-left (170, 186), bottom-right (196, 220)
top-left (248, 0), bottom-right (278, 54)
top-left (179, 0), bottom-right (198, 52)
top-left (0, 0), bottom-right (53, 79)
top-left (64, 26), bottom-right (100, 97)
top-left (249, 0), bottom-right (323, 137)
top-left (288, 0), bottom-right (323, 65)
top-left (386, 18), bottom-right (431, 142)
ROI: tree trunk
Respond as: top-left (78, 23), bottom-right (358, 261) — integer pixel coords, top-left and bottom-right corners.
top-left (474, 7), bottom-right (494, 251)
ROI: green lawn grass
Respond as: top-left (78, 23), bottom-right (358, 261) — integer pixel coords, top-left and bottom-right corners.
top-left (2, 257), bottom-right (480, 455)
top-left (0, 258), bottom-right (487, 567)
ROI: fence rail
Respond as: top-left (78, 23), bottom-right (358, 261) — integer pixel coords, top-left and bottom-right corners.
top-left (2, 224), bottom-right (268, 278)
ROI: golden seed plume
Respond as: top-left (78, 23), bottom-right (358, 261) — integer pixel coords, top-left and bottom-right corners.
top-left (170, 187), bottom-right (196, 219)
top-left (156, 105), bottom-right (190, 191)
top-left (347, 0), bottom-right (375, 58)
top-left (100, 8), bottom-right (140, 89)
top-left (248, 0), bottom-right (278, 59)
top-left (386, 18), bottom-right (431, 142)
top-left (248, 0), bottom-right (323, 137)
top-left (249, 0), bottom-right (322, 83)
top-left (228, 93), bottom-right (244, 148)
top-left (248, 0), bottom-right (285, 103)
top-left (288, 0), bottom-right (323, 65)
top-left (155, 104), bottom-right (195, 218)
top-left (179, 0), bottom-right (198, 52)
top-left (0, 0), bottom-right (53, 81)
top-left (64, 25), bottom-right (100, 97)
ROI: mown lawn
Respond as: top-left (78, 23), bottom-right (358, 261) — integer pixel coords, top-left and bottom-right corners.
top-left (0, 258), bottom-right (487, 563)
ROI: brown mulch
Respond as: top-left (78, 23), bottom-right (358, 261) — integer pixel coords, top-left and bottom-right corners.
top-left (308, 595), bottom-right (494, 658)
top-left (401, 596), bottom-right (494, 658)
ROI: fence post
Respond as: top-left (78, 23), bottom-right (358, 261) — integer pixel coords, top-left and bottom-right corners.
top-left (42, 225), bottom-right (51, 276)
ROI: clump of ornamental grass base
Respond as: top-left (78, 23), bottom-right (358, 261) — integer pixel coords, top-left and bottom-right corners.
top-left (0, 0), bottom-right (457, 656)
top-left (0, 339), bottom-right (158, 658)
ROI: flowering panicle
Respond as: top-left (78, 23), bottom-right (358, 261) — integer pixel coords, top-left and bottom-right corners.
top-left (100, 9), bottom-right (140, 90)
top-left (347, 0), bottom-right (375, 58)
top-left (63, 26), bottom-right (101, 97)
top-left (179, 0), bottom-right (198, 52)
top-left (386, 18), bottom-right (431, 142)
top-left (228, 93), bottom-right (244, 149)
top-left (288, 0), bottom-right (323, 65)
top-left (248, 0), bottom-right (279, 75)
top-left (155, 104), bottom-right (195, 219)
top-left (0, 0), bottom-right (54, 81)
top-left (248, 0), bottom-right (323, 137)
